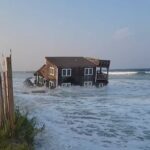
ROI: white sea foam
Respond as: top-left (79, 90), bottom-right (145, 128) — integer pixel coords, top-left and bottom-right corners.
top-left (109, 71), bottom-right (137, 75)
top-left (13, 72), bottom-right (150, 150)
top-left (145, 71), bottom-right (150, 74)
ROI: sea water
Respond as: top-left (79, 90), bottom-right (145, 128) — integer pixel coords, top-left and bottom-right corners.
top-left (13, 69), bottom-right (150, 150)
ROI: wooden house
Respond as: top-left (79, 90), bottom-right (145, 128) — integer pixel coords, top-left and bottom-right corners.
top-left (34, 57), bottom-right (110, 88)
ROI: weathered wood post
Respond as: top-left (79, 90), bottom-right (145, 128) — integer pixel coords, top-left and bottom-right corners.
top-left (6, 54), bottom-right (14, 128)
top-left (0, 51), bottom-right (15, 129)
top-left (0, 74), bottom-right (4, 127)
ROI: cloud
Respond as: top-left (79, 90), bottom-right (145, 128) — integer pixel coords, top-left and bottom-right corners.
top-left (113, 27), bottom-right (132, 40)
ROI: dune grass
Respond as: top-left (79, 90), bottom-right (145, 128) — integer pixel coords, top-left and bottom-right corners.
top-left (0, 108), bottom-right (44, 150)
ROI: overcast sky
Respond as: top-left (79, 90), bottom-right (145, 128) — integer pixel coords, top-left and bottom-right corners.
top-left (0, 0), bottom-right (150, 71)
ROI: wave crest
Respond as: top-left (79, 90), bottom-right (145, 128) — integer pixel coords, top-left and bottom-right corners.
top-left (109, 70), bottom-right (150, 75)
top-left (109, 71), bottom-right (137, 75)
top-left (145, 71), bottom-right (150, 74)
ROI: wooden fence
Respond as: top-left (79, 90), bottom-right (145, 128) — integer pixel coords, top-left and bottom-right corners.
top-left (0, 53), bottom-right (14, 129)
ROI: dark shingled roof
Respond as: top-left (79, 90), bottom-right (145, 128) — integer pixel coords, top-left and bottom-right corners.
top-left (45, 57), bottom-right (96, 68)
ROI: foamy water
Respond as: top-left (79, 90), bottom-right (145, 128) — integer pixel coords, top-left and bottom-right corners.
top-left (145, 71), bottom-right (150, 74)
top-left (109, 71), bottom-right (137, 75)
top-left (13, 71), bottom-right (150, 150)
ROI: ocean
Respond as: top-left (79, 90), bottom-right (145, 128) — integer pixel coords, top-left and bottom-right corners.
top-left (13, 69), bottom-right (150, 150)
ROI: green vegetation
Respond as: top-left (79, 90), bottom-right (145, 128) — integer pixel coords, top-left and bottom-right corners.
top-left (0, 108), bottom-right (44, 150)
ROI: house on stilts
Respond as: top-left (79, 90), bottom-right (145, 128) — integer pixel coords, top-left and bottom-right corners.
top-left (34, 57), bottom-right (110, 88)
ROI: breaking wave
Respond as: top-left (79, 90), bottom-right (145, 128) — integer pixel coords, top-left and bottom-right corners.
top-left (109, 70), bottom-right (150, 76)
top-left (145, 71), bottom-right (150, 74)
top-left (109, 71), bottom-right (137, 75)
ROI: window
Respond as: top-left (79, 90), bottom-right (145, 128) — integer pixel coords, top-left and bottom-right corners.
top-left (50, 67), bottom-right (54, 76)
top-left (49, 81), bottom-right (55, 88)
top-left (61, 83), bottom-right (71, 87)
top-left (84, 68), bottom-right (93, 75)
top-left (62, 69), bottom-right (72, 77)
top-left (84, 81), bottom-right (93, 87)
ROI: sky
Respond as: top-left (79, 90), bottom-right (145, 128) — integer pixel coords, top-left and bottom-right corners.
top-left (0, 0), bottom-right (150, 71)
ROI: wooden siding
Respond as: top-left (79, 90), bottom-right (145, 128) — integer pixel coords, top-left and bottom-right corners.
top-left (58, 66), bottom-right (96, 86)
top-left (45, 60), bottom-right (58, 87)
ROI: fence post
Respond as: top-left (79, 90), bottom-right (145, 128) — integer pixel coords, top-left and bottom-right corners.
top-left (6, 55), bottom-right (14, 128)
top-left (0, 52), bottom-right (14, 129)
top-left (0, 74), bottom-right (4, 127)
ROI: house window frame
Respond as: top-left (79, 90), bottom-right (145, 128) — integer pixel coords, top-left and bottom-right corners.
top-left (62, 68), bottom-right (72, 77)
top-left (49, 80), bottom-right (55, 88)
top-left (61, 83), bottom-right (71, 87)
top-left (84, 68), bottom-right (93, 75)
top-left (50, 67), bottom-right (55, 76)
top-left (84, 81), bottom-right (93, 87)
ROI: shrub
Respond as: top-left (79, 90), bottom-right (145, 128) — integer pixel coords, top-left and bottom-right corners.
top-left (0, 108), bottom-right (44, 150)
